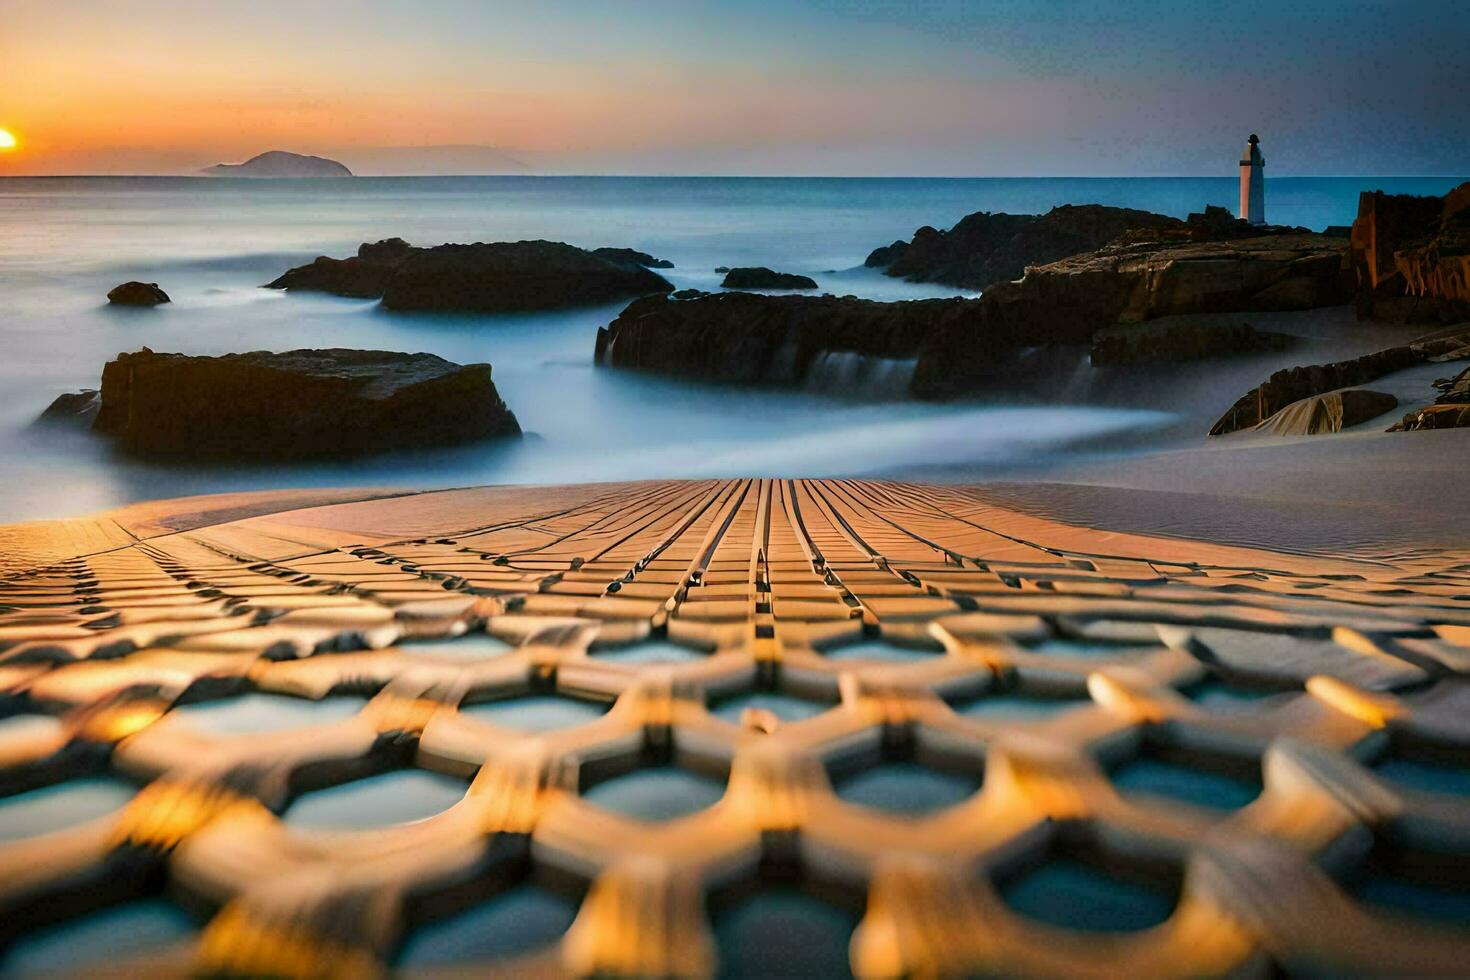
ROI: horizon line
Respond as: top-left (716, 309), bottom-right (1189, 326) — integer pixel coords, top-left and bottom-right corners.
top-left (0, 172), bottom-right (1464, 181)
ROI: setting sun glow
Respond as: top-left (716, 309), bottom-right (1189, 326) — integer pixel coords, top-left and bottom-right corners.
top-left (0, 129), bottom-right (17, 151)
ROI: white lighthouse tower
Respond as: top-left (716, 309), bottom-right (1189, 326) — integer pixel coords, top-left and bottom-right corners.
top-left (1239, 134), bottom-right (1265, 225)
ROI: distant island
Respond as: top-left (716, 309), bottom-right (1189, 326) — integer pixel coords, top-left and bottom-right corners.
top-left (202, 150), bottom-right (352, 178)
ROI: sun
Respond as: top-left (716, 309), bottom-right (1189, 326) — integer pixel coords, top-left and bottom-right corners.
top-left (0, 129), bottom-right (16, 151)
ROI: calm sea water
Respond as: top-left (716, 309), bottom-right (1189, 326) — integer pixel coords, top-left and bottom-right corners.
top-left (0, 174), bottom-right (1460, 523)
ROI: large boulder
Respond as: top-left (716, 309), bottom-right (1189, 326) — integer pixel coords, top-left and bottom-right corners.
top-left (1351, 182), bottom-right (1470, 323)
top-left (267, 239), bottom-right (673, 312)
top-left (85, 348), bottom-right (519, 458)
top-left (1253, 389), bottom-right (1398, 436)
top-left (107, 281), bottom-right (171, 306)
top-left (595, 290), bottom-right (973, 386)
top-left (914, 233), bottom-right (1351, 397)
top-left (719, 267), bottom-right (818, 290)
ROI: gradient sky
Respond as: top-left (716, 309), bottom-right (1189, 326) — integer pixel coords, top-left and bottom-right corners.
top-left (1, 0), bottom-right (1465, 176)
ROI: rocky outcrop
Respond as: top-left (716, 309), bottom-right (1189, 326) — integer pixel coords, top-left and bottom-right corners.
top-left (107, 282), bottom-right (170, 306)
top-left (1351, 182), bottom-right (1470, 322)
top-left (719, 267), bottom-right (818, 290)
top-left (1090, 321), bottom-right (1289, 366)
top-left (82, 348), bottom-right (519, 458)
top-left (591, 247), bottom-right (673, 269)
top-left (594, 229), bottom-right (1352, 399)
top-left (267, 239), bottom-right (673, 311)
top-left (866, 204), bottom-right (1186, 290)
top-left (1253, 389), bottom-right (1398, 436)
top-left (203, 151), bottom-right (352, 178)
top-left (1388, 404), bottom-right (1470, 431)
top-left (35, 389), bottom-right (100, 426)
top-left (595, 290), bottom-right (973, 385)
top-left (1208, 330), bottom-right (1470, 435)
top-left (915, 233), bottom-right (1351, 398)
top-left (266, 238), bottom-right (417, 298)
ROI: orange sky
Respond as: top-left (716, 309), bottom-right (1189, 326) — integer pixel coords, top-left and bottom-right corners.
top-left (2, 0), bottom-right (1466, 176)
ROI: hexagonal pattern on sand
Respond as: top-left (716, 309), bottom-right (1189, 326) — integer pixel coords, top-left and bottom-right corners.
top-left (1, 480), bottom-right (1467, 976)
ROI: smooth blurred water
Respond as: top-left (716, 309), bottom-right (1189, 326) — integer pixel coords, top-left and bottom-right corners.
top-left (0, 174), bottom-right (1458, 523)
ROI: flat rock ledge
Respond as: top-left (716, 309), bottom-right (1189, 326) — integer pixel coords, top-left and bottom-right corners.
top-left (43, 347), bottom-right (520, 459)
top-left (107, 281), bottom-right (171, 306)
top-left (266, 238), bottom-right (673, 312)
top-left (1090, 321), bottom-right (1289, 366)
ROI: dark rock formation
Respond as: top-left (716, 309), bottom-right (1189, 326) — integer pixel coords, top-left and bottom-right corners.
top-left (1253, 389), bottom-right (1398, 436)
top-left (915, 233), bottom-right (1351, 398)
top-left (1090, 321), bottom-right (1289, 366)
top-left (84, 348), bottom-right (518, 458)
top-left (595, 290), bottom-right (973, 385)
top-left (267, 239), bottom-right (673, 312)
top-left (866, 205), bottom-right (1186, 290)
top-left (594, 230), bottom-right (1352, 399)
top-left (36, 389), bottom-right (100, 426)
top-left (1208, 331), bottom-right (1470, 435)
top-left (719, 267), bottom-right (818, 290)
top-left (1389, 404), bottom-right (1470, 431)
top-left (107, 282), bottom-right (171, 306)
top-left (265, 239), bottom-right (417, 298)
top-left (591, 247), bottom-right (674, 269)
top-left (1351, 182), bottom-right (1470, 323)
top-left (203, 150), bottom-right (352, 178)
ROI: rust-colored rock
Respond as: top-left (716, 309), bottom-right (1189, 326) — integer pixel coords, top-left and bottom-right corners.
top-left (1351, 181), bottom-right (1470, 322)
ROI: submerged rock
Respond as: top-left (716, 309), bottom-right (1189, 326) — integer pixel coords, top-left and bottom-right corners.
top-left (267, 239), bottom-right (673, 311)
top-left (85, 347), bottom-right (519, 458)
top-left (719, 267), bottom-right (818, 290)
top-left (1253, 389), bottom-right (1398, 436)
top-left (590, 247), bottom-right (674, 269)
top-left (1090, 321), bottom-right (1289, 366)
top-left (107, 281), bottom-right (171, 306)
top-left (1352, 181), bottom-right (1470, 323)
top-left (594, 290), bottom-right (970, 386)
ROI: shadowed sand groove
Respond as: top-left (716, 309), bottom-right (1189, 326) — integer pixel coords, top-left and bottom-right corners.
top-left (0, 478), bottom-right (1468, 976)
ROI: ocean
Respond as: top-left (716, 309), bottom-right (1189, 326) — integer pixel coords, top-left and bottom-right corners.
top-left (0, 174), bottom-right (1460, 524)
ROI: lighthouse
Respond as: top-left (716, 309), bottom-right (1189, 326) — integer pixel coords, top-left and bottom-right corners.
top-left (1239, 134), bottom-right (1265, 225)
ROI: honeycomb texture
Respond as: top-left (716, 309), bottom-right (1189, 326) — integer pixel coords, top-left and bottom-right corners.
top-left (1, 479), bottom-right (1467, 977)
